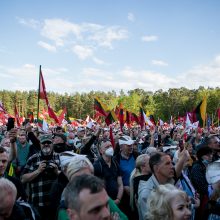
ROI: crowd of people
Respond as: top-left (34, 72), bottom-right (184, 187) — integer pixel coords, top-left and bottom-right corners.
top-left (0, 119), bottom-right (220, 220)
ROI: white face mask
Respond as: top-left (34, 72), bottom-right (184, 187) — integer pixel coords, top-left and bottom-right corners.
top-left (105, 147), bottom-right (114, 157)
top-left (42, 146), bottom-right (52, 156)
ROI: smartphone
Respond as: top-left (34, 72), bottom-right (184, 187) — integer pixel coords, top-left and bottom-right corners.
top-left (7, 117), bottom-right (15, 131)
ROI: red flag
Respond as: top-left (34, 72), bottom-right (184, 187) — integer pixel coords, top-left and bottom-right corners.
top-left (109, 126), bottom-right (115, 149)
top-left (14, 105), bottom-right (21, 126)
top-left (39, 69), bottom-right (59, 123)
top-left (125, 111), bottom-right (131, 127)
top-left (139, 107), bottom-right (145, 130)
top-left (58, 107), bottom-right (67, 125)
top-left (130, 112), bottom-right (139, 124)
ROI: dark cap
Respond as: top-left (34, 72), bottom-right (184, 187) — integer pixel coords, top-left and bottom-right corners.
top-left (196, 146), bottom-right (212, 160)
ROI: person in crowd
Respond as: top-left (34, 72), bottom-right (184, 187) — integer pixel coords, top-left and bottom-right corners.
top-left (129, 154), bottom-right (151, 218)
top-left (93, 139), bottom-right (123, 204)
top-left (0, 178), bottom-right (40, 220)
top-left (66, 132), bottom-right (75, 150)
top-left (207, 134), bottom-right (220, 161)
top-left (63, 174), bottom-right (111, 220)
top-left (73, 127), bottom-right (86, 153)
top-left (12, 133), bottom-right (30, 177)
top-left (191, 146), bottom-right (213, 219)
top-left (53, 132), bottom-right (71, 153)
top-left (0, 146), bottom-right (27, 201)
top-left (57, 154), bottom-right (128, 220)
top-left (138, 149), bottom-right (189, 220)
top-left (21, 134), bottom-right (61, 220)
top-left (114, 135), bottom-right (138, 219)
top-left (203, 159), bottom-right (220, 219)
top-left (146, 184), bottom-right (191, 220)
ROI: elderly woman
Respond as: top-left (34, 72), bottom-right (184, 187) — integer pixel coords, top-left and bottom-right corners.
top-left (147, 184), bottom-right (191, 220)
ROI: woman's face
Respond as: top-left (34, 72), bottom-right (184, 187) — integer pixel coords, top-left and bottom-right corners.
top-left (170, 194), bottom-right (191, 220)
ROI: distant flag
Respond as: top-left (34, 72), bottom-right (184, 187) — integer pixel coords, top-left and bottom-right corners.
top-left (94, 98), bottom-right (108, 117)
top-left (105, 110), bottom-right (117, 126)
top-left (130, 112), bottom-right (139, 124)
top-left (192, 97), bottom-right (207, 127)
top-left (37, 119), bottom-right (49, 132)
top-left (58, 107), bottom-right (67, 125)
top-left (27, 111), bottom-right (34, 123)
top-left (14, 105), bottom-right (21, 127)
top-left (149, 115), bottom-right (156, 126)
top-left (158, 118), bottom-right (164, 126)
top-left (118, 104), bottom-right (124, 132)
top-left (139, 107), bottom-right (145, 130)
top-left (37, 66), bottom-right (59, 123)
top-left (125, 110), bottom-right (131, 127)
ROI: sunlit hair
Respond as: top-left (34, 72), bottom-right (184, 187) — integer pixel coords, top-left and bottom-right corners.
top-left (0, 178), bottom-right (17, 203)
top-left (66, 155), bottom-right (94, 181)
top-left (147, 184), bottom-right (189, 220)
top-left (129, 154), bottom-right (150, 210)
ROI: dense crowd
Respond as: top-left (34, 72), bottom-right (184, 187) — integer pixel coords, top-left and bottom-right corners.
top-left (0, 120), bottom-right (220, 220)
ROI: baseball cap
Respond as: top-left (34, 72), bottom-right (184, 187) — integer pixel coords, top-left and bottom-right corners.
top-left (206, 159), bottom-right (220, 184)
top-left (40, 134), bottom-right (53, 144)
top-left (119, 135), bottom-right (134, 145)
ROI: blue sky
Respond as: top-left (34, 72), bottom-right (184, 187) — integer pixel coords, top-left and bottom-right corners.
top-left (0, 0), bottom-right (220, 94)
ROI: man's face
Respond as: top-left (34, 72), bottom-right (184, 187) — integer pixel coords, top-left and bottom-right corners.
top-left (0, 152), bottom-right (9, 176)
top-left (209, 136), bottom-right (220, 151)
top-left (100, 141), bottom-right (112, 155)
top-left (77, 130), bottom-right (85, 139)
top-left (68, 188), bottom-right (110, 220)
top-left (155, 155), bottom-right (174, 181)
top-left (41, 141), bottom-right (53, 156)
top-left (53, 136), bottom-right (64, 144)
top-left (18, 135), bottom-right (27, 145)
top-left (121, 144), bottom-right (133, 155)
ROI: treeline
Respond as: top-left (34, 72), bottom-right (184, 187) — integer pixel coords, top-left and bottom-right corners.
top-left (0, 86), bottom-right (220, 122)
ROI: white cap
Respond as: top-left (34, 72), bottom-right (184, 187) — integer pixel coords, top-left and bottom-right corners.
top-left (206, 160), bottom-right (220, 184)
top-left (86, 121), bottom-right (94, 129)
top-left (77, 126), bottom-right (85, 132)
top-left (59, 151), bottom-right (78, 167)
top-left (162, 145), bottom-right (177, 152)
top-left (119, 135), bottom-right (134, 145)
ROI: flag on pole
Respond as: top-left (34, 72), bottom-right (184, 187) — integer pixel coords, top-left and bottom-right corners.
top-left (38, 67), bottom-right (59, 123)
top-left (94, 98), bottom-right (108, 117)
top-left (58, 107), bottom-right (67, 125)
top-left (118, 104), bottom-right (124, 132)
top-left (105, 111), bottom-right (117, 126)
top-left (139, 107), bottom-right (145, 130)
top-left (192, 97), bottom-right (207, 127)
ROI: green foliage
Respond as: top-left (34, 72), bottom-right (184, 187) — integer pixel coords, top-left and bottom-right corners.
top-left (0, 87), bottom-right (219, 121)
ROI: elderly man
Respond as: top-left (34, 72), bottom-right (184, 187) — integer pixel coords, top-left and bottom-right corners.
top-left (64, 174), bottom-right (111, 220)
top-left (21, 134), bottom-right (60, 220)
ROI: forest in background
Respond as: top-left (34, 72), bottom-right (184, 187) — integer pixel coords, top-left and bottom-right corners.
top-left (0, 86), bottom-right (220, 123)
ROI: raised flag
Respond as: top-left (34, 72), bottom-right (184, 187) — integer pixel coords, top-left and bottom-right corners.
top-left (38, 66), bottom-right (59, 123)
top-left (94, 98), bottom-right (107, 117)
top-left (139, 107), bottom-right (145, 130)
top-left (27, 111), bottom-right (34, 123)
top-left (192, 97), bottom-right (207, 127)
top-left (130, 112), bottom-right (139, 124)
top-left (118, 104), bottom-right (124, 131)
top-left (105, 111), bottom-right (117, 126)
top-left (58, 107), bottom-right (67, 125)
top-left (125, 110), bottom-right (131, 127)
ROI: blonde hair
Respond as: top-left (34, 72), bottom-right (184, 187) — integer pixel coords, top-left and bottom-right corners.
top-left (147, 184), bottom-right (189, 220)
top-left (66, 155), bottom-right (94, 181)
top-left (129, 154), bottom-right (150, 210)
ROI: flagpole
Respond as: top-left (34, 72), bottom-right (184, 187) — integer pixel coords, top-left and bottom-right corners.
top-left (37, 65), bottom-right (41, 122)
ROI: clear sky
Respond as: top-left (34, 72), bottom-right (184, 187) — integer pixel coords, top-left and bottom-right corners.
top-left (0, 0), bottom-right (220, 94)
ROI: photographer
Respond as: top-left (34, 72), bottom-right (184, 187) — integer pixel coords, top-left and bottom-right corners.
top-left (21, 134), bottom-right (61, 220)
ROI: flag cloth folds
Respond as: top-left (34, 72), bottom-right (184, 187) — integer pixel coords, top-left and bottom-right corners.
top-left (131, 112), bottom-right (139, 124)
top-left (139, 107), bottom-right (145, 130)
top-left (193, 97), bottom-right (207, 127)
top-left (38, 67), bottom-right (59, 123)
top-left (94, 98), bottom-right (107, 117)
top-left (27, 111), bottom-right (34, 123)
top-left (105, 111), bottom-right (117, 126)
top-left (58, 107), bottom-right (67, 125)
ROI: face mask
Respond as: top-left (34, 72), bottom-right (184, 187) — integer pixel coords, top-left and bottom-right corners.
top-left (68, 139), bottom-right (74, 145)
top-left (42, 147), bottom-right (51, 156)
top-left (105, 147), bottom-right (114, 157)
top-left (202, 159), bottom-right (210, 166)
